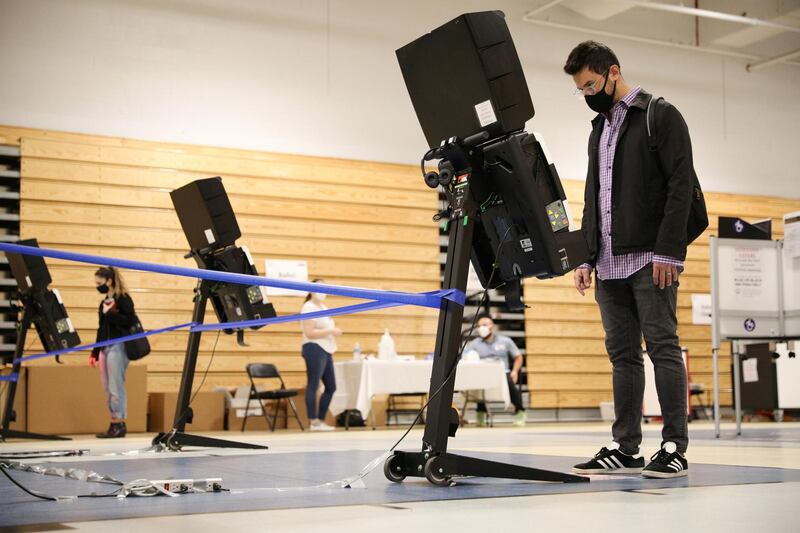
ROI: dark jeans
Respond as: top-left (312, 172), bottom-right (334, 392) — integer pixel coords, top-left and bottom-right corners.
top-left (301, 343), bottom-right (337, 420)
top-left (595, 264), bottom-right (688, 454)
top-left (477, 374), bottom-right (525, 414)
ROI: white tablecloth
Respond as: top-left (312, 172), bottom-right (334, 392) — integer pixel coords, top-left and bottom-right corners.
top-left (329, 358), bottom-right (510, 418)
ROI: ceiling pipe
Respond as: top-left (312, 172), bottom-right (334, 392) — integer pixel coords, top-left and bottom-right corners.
top-left (747, 47), bottom-right (800, 71)
top-left (624, 0), bottom-right (800, 33)
top-left (521, 15), bottom-right (762, 61)
top-left (521, 3), bottom-right (800, 70)
top-left (527, 0), bottom-right (569, 18)
top-left (521, 15), bottom-right (800, 70)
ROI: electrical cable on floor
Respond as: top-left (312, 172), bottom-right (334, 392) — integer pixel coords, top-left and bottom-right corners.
top-left (0, 461), bottom-right (205, 500)
top-left (0, 462), bottom-right (122, 501)
top-left (0, 450), bottom-right (89, 460)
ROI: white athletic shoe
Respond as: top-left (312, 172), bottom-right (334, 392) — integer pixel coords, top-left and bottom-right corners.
top-left (309, 420), bottom-right (335, 432)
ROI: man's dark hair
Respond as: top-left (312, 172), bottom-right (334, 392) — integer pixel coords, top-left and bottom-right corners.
top-left (563, 41), bottom-right (621, 75)
top-left (476, 313), bottom-right (494, 323)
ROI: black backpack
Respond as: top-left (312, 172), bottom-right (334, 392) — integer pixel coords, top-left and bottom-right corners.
top-left (335, 409), bottom-right (365, 427)
top-left (646, 95), bottom-right (709, 245)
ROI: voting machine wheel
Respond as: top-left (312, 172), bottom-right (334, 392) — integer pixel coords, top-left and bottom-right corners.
top-left (165, 434), bottom-right (183, 451)
top-left (424, 457), bottom-right (454, 487)
top-left (383, 454), bottom-right (406, 483)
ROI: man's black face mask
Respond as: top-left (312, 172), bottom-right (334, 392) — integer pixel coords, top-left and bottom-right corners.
top-left (585, 70), bottom-right (616, 114)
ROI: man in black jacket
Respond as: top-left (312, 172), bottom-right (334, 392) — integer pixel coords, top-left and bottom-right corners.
top-left (564, 41), bottom-right (700, 479)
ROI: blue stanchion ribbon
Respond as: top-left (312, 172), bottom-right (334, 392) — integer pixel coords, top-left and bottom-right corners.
top-left (190, 299), bottom-right (404, 332)
top-left (0, 373), bottom-right (19, 383)
top-left (0, 243), bottom-right (463, 364)
top-left (0, 243), bottom-right (464, 308)
top-left (19, 322), bottom-right (199, 364)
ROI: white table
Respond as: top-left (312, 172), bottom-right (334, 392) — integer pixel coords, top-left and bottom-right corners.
top-left (329, 358), bottom-right (510, 420)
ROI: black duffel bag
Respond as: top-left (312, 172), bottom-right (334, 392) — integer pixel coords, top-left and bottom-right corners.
top-left (335, 409), bottom-right (365, 428)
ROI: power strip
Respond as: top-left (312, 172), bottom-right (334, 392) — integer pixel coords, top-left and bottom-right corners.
top-left (148, 477), bottom-right (223, 494)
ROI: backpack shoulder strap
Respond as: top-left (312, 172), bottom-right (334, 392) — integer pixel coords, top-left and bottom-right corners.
top-left (646, 95), bottom-right (664, 151)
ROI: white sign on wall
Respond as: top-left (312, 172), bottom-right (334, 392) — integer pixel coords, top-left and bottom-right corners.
top-left (691, 293), bottom-right (712, 325)
top-left (263, 260), bottom-right (308, 297)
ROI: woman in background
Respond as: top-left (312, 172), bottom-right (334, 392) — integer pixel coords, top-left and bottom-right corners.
top-left (90, 266), bottom-right (136, 438)
top-left (300, 279), bottom-right (341, 431)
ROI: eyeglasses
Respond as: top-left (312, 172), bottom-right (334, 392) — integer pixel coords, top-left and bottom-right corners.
top-left (572, 69), bottom-right (609, 97)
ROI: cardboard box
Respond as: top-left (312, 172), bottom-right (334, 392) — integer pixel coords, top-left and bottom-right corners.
top-left (0, 367), bottom-right (26, 431)
top-left (148, 391), bottom-right (225, 432)
top-left (26, 365), bottom-right (147, 434)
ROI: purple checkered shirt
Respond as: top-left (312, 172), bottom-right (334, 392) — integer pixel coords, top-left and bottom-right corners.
top-left (581, 86), bottom-right (683, 280)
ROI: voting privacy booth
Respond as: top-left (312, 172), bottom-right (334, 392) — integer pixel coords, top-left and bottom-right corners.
top-left (710, 214), bottom-right (800, 437)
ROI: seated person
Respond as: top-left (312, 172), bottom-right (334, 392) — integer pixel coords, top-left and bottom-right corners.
top-left (464, 314), bottom-right (526, 427)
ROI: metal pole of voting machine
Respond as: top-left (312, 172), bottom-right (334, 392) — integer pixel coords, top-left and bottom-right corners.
top-left (382, 176), bottom-right (586, 486)
top-left (152, 280), bottom-right (267, 451)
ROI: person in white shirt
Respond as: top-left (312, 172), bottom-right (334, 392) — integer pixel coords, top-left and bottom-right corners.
top-left (300, 279), bottom-right (341, 431)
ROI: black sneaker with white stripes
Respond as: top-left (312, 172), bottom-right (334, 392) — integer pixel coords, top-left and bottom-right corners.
top-left (642, 442), bottom-right (688, 478)
top-left (572, 444), bottom-right (645, 475)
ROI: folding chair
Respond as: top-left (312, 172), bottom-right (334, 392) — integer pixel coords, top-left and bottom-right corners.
top-left (386, 392), bottom-right (427, 426)
top-left (241, 363), bottom-right (304, 432)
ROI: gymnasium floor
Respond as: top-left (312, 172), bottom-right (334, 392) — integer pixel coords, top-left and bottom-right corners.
top-left (0, 421), bottom-right (798, 532)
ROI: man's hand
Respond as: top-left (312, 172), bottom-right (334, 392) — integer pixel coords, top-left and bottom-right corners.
top-left (574, 267), bottom-right (592, 296)
top-left (510, 369), bottom-right (519, 384)
top-left (652, 262), bottom-right (679, 289)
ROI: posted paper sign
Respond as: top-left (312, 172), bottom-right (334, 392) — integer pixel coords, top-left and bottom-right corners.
top-left (718, 245), bottom-right (779, 313)
top-left (742, 358), bottom-right (759, 383)
top-left (691, 294), bottom-right (712, 325)
top-left (263, 260), bottom-right (308, 296)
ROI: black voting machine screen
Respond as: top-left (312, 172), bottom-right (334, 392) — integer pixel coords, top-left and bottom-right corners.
top-left (397, 11), bottom-right (588, 299)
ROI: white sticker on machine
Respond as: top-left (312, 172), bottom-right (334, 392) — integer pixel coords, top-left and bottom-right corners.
top-left (204, 228), bottom-right (215, 245)
top-left (475, 100), bottom-right (497, 127)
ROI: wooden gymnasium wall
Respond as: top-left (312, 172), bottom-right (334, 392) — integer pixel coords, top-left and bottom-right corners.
top-left (1, 124), bottom-right (798, 408)
top-left (524, 181), bottom-right (800, 410)
top-left (0, 125), bottom-right (440, 392)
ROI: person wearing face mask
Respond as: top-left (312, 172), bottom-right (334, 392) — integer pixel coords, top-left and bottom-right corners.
top-left (463, 314), bottom-right (525, 427)
top-left (563, 41), bottom-right (703, 479)
top-left (299, 279), bottom-right (341, 431)
top-left (89, 266), bottom-right (137, 439)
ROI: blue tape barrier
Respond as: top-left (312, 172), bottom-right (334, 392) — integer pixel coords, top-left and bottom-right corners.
top-left (20, 322), bottom-right (198, 364)
top-left (191, 299), bottom-right (403, 332)
top-left (0, 243), bottom-right (463, 364)
top-left (0, 373), bottom-right (19, 383)
top-left (0, 243), bottom-right (464, 308)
